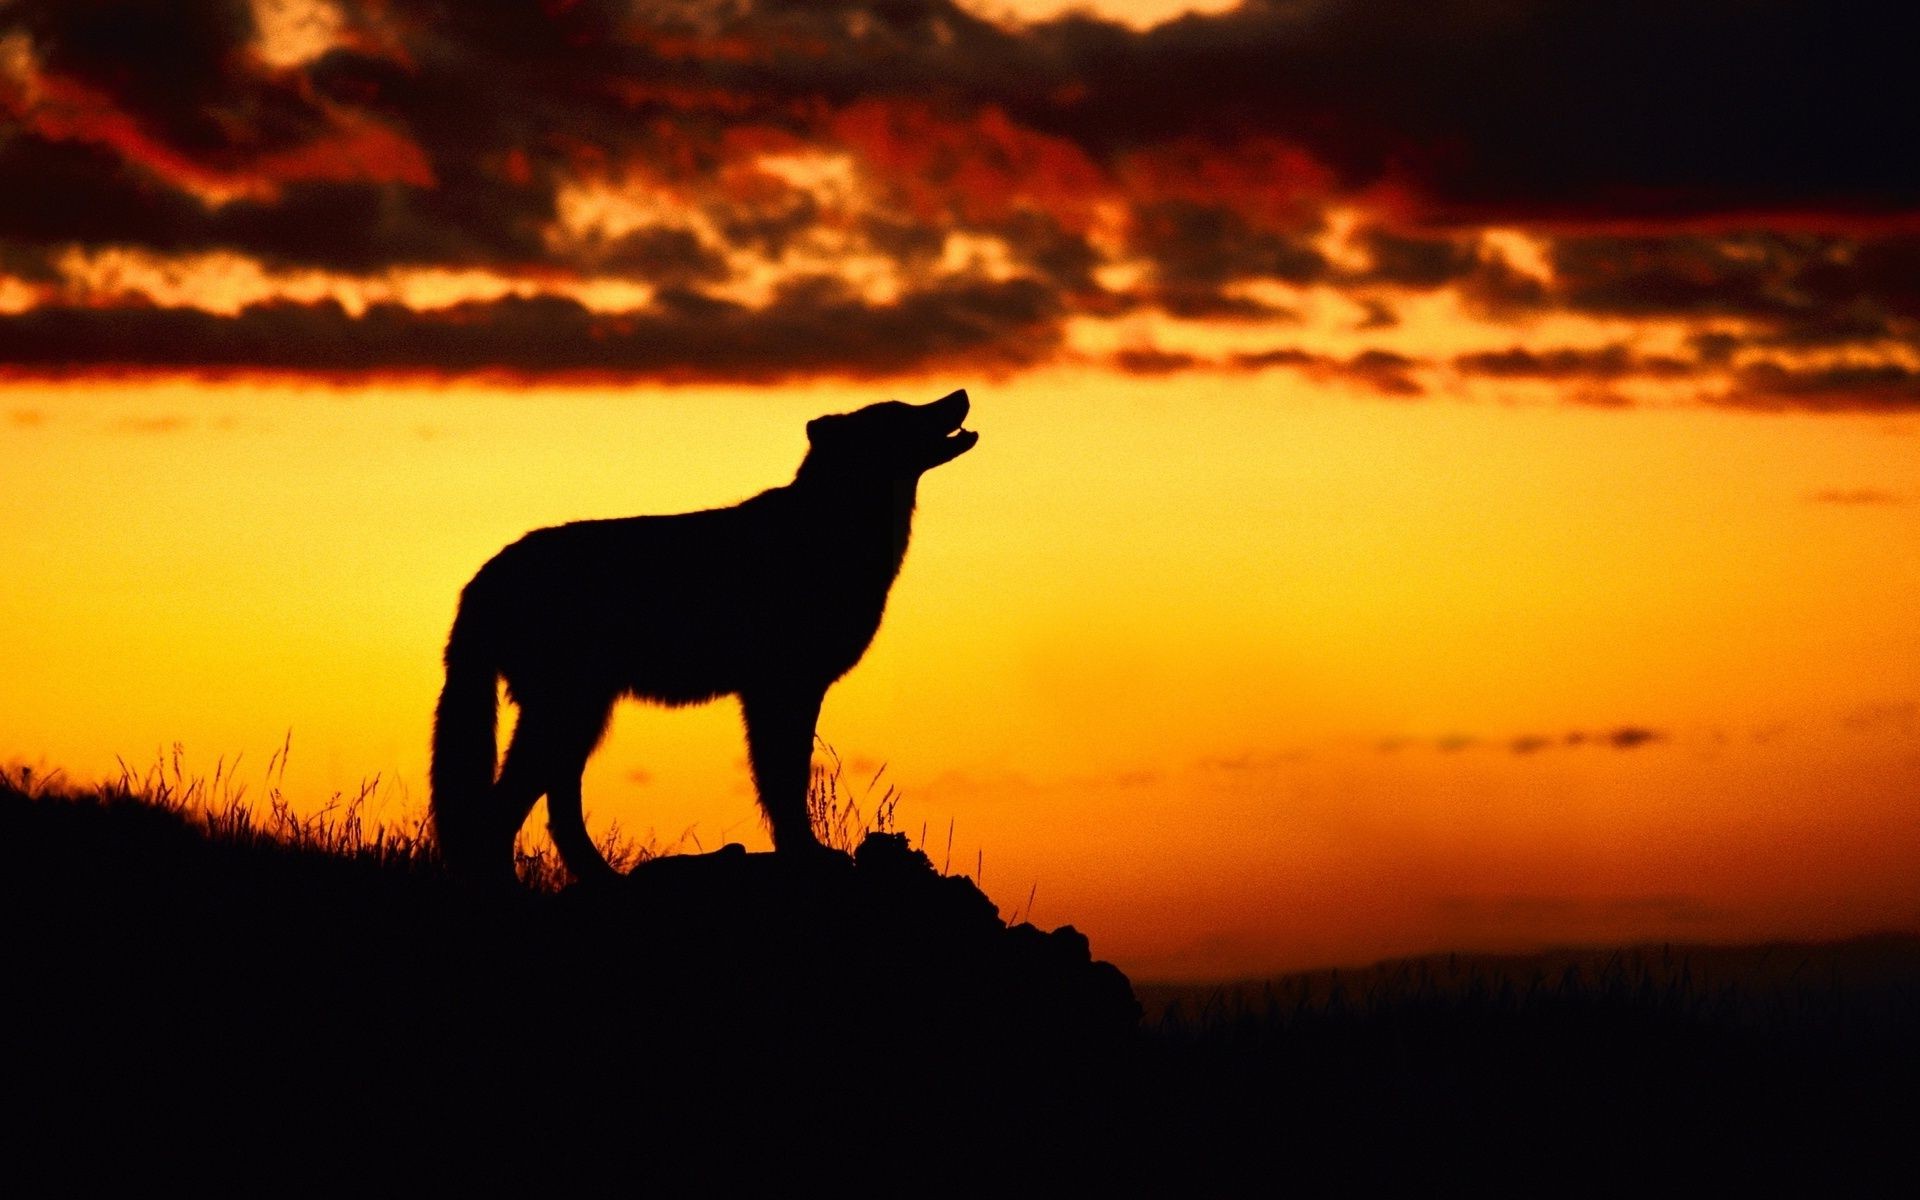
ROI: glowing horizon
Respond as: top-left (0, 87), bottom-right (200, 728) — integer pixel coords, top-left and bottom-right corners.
top-left (3, 1), bottom-right (1916, 980)
top-left (5, 368), bottom-right (1915, 980)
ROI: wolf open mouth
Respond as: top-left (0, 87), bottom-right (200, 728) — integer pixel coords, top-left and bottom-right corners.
top-left (930, 388), bottom-right (976, 455)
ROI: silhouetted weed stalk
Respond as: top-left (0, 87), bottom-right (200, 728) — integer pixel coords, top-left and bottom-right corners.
top-left (805, 743), bottom-right (1040, 924)
top-left (92, 736), bottom-right (442, 872)
top-left (5, 736), bottom-right (949, 891)
top-left (807, 738), bottom-right (899, 854)
top-left (95, 740), bottom-right (681, 888)
top-left (803, 741), bottom-right (1047, 924)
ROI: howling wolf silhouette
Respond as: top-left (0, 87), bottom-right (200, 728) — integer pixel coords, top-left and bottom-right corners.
top-left (430, 389), bottom-right (977, 884)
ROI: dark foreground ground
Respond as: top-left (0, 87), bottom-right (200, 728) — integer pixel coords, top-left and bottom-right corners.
top-left (5, 771), bottom-right (1916, 1192)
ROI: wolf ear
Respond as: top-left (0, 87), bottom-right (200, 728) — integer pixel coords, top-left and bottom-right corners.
top-left (805, 413), bottom-right (845, 444)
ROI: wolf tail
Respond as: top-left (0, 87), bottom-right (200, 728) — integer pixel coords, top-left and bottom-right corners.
top-left (430, 598), bottom-right (500, 877)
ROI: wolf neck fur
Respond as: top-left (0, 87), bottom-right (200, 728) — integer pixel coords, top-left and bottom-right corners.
top-left (785, 459), bottom-right (920, 568)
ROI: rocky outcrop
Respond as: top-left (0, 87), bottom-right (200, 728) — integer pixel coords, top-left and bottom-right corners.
top-left (558, 831), bottom-right (1141, 1058)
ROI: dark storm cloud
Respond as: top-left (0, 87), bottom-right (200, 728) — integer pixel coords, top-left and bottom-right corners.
top-left (1111, 347), bottom-right (1198, 376)
top-left (1352, 297), bottom-right (1397, 330)
top-left (0, 142), bottom-right (546, 273)
top-left (212, 180), bottom-right (551, 272)
top-left (1722, 362), bottom-right (1920, 414)
top-left (1343, 348), bottom-right (1422, 396)
top-left (1349, 230), bottom-right (1479, 288)
top-left (1510, 232), bottom-right (1920, 369)
top-left (2, 1), bottom-right (1917, 381)
top-left (1149, 286), bottom-right (1294, 322)
top-left (1230, 347), bottom-right (1319, 371)
top-left (0, 277), bottom-right (1060, 380)
top-left (1549, 232), bottom-right (1920, 336)
top-left (1129, 202), bottom-right (1326, 287)
top-left (9, 1), bottom-right (1914, 260)
top-left (1550, 235), bottom-right (1830, 321)
top-left (5, 0), bottom-right (324, 162)
top-left (0, 137), bottom-right (209, 255)
top-left (1125, 0), bottom-right (1920, 222)
top-left (581, 227), bottom-right (732, 287)
top-left (1454, 344), bottom-right (1694, 382)
top-left (986, 1), bottom-right (1920, 234)
top-left (1227, 346), bottom-right (1423, 395)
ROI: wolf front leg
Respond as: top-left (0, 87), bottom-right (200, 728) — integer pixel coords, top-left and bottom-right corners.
top-left (741, 683), bottom-right (828, 852)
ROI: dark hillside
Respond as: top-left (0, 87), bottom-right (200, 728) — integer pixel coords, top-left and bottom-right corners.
top-left (5, 768), bottom-right (1916, 1191)
top-left (1, 768), bottom-right (1136, 1190)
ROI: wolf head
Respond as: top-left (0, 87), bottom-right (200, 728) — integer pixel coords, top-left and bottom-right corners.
top-left (803, 389), bottom-right (978, 479)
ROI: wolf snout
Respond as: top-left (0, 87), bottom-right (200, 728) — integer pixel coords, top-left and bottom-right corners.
top-left (930, 388), bottom-right (970, 429)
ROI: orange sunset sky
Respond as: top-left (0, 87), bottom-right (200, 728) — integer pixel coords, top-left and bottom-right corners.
top-left (2, 0), bottom-right (1917, 980)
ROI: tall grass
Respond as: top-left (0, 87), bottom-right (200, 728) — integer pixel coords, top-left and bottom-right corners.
top-left (5, 735), bottom-right (918, 887)
top-left (97, 736), bottom-right (439, 868)
top-left (806, 737), bottom-right (899, 853)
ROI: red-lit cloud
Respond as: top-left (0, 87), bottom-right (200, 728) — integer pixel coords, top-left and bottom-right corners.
top-left (0, 1), bottom-right (1914, 397)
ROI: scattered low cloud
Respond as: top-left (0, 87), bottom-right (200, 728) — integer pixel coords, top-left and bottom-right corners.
top-left (1808, 488), bottom-right (1907, 506)
top-left (1722, 361), bottom-right (1920, 414)
top-left (1454, 344), bottom-right (1692, 382)
top-left (1111, 346), bottom-right (1199, 376)
top-left (113, 414), bottom-right (191, 434)
top-left (0, 280), bottom-right (1061, 381)
top-left (1227, 346), bottom-right (1425, 396)
top-left (1572, 727), bottom-right (1666, 751)
top-left (1193, 749), bottom-right (1311, 772)
top-left (1839, 702), bottom-right (1918, 735)
top-left (1383, 726), bottom-right (1670, 756)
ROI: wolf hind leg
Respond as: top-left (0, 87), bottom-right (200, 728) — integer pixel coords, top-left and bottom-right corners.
top-left (741, 684), bottom-right (827, 853)
top-left (473, 694), bottom-right (607, 885)
top-left (478, 710), bottom-right (556, 879)
top-left (534, 695), bottom-right (621, 885)
top-left (462, 702), bottom-right (565, 887)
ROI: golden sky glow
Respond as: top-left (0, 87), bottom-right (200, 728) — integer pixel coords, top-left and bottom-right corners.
top-left (3, 1), bottom-right (1917, 979)
top-left (5, 370), bottom-right (1915, 979)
